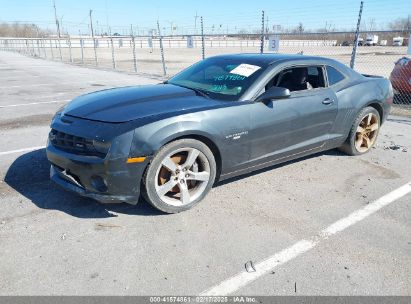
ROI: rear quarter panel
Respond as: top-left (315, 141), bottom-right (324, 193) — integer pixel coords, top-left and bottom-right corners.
top-left (328, 75), bottom-right (392, 147)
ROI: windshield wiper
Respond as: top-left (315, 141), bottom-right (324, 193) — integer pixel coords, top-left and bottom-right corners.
top-left (169, 83), bottom-right (210, 99)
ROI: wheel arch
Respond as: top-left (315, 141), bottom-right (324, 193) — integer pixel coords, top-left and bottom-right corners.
top-left (340, 101), bottom-right (384, 146)
top-left (365, 101), bottom-right (384, 123)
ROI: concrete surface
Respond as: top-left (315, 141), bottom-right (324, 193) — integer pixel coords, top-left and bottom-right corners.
top-left (0, 51), bottom-right (410, 295)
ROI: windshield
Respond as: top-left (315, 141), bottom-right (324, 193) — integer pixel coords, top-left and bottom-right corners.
top-left (168, 57), bottom-right (268, 101)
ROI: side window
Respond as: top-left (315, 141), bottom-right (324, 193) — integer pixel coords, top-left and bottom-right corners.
top-left (307, 66), bottom-right (325, 89)
top-left (265, 66), bottom-right (326, 92)
top-left (326, 66), bottom-right (345, 85)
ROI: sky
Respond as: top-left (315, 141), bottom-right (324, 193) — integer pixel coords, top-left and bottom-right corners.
top-left (0, 0), bottom-right (410, 35)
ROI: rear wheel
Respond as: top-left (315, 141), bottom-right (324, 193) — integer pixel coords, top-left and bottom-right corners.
top-left (142, 139), bottom-right (216, 213)
top-left (339, 106), bottom-right (380, 155)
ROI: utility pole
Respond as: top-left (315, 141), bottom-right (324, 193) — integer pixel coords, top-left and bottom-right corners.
top-left (260, 10), bottom-right (265, 54)
top-left (89, 9), bottom-right (95, 38)
top-left (53, 0), bottom-right (62, 60)
top-left (350, 1), bottom-right (364, 69)
top-left (53, 0), bottom-right (61, 38)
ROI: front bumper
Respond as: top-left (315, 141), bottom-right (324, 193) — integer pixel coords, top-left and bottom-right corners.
top-left (47, 144), bottom-right (149, 204)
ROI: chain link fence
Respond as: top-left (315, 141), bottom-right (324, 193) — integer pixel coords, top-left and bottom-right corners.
top-left (0, 31), bottom-right (410, 116)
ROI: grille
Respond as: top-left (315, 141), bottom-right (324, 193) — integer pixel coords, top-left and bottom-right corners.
top-left (49, 129), bottom-right (106, 158)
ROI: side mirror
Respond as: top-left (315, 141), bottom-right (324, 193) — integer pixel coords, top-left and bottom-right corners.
top-left (256, 86), bottom-right (290, 103)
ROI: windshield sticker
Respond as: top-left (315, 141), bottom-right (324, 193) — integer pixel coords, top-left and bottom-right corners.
top-left (211, 84), bottom-right (228, 92)
top-left (230, 64), bottom-right (261, 77)
top-left (213, 74), bottom-right (246, 81)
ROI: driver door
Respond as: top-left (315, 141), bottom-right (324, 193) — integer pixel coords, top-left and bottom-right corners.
top-left (248, 65), bottom-right (338, 164)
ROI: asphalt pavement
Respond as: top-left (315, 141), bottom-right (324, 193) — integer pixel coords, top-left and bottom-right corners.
top-left (0, 51), bottom-right (410, 296)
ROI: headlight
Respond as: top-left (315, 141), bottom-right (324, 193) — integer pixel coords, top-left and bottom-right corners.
top-left (92, 140), bottom-right (111, 155)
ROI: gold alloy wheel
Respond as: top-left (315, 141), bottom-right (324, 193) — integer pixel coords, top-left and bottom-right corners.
top-left (355, 113), bottom-right (379, 153)
top-left (154, 148), bottom-right (211, 207)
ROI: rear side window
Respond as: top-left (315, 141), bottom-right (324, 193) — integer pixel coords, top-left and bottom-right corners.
top-left (326, 66), bottom-right (345, 85)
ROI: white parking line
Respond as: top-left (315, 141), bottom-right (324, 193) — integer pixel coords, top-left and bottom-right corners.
top-left (0, 82), bottom-right (92, 89)
top-left (0, 99), bottom-right (70, 108)
top-left (0, 83), bottom-right (65, 89)
top-left (200, 182), bottom-right (411, 296)
top-left (0, 146), bottom-right (46, 156)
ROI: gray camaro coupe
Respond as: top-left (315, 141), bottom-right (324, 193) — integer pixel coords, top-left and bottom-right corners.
top-left (47, 54), bottom-right (393, 213)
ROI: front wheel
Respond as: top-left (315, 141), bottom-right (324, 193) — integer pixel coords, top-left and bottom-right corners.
top-left (142, 139), bottom-right (216, 213)
top-left (339, 106), bottom-right (381, 156)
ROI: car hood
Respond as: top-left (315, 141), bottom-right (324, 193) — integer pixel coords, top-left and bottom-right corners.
top-left (62, 84), bottom-right (227, 123)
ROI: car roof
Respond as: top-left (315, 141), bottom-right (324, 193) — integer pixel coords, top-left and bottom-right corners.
top-left (209, 53), bottom-right (339, 65)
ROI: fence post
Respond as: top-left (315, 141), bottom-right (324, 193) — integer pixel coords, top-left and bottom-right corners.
top-left (50, 39), bottom-right (54, 60)
top-left (36, 39), bottom-right (41, 57)
top-left (157, 20), bottom-right (167, 76)
top-left (42, 39), bottom-right (47, 59)
top-left (260, 10), bottom-right (265, 53)
top-left (32, 39), bottom-right (36, 56)
top-left (57, 37), bottom-right (62, 61)
top-left (68, 36), bottom-right (73, 63)
top-left (109, 31), bottom-right (116, 69)
top-left (93, 38), bottom-right (98, 66)
top-left (350, 1), bottom-right (364, 69)
top-left (201, 16), bottom-right (205, 59)
top-left (131, 24), bottom-right (138, 73)
top-left (80, 38), bottom-right (84, 64)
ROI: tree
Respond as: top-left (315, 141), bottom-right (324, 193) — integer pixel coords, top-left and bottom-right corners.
top-left (388, 16), bottom-right (411, 31)
top-left (0, 23), bottom-right (50, 37)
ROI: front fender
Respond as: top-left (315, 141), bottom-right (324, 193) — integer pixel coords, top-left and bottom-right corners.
top-left (129, 113), bottom-right (223, 157)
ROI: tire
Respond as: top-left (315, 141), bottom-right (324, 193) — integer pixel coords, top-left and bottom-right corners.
top-left (339, 106), bottom-right (381, 156)
top-left (142, 139), bottom-right (216, 213)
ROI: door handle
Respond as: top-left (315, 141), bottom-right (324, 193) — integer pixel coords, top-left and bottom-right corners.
top-left (322, 98), bottom-right (334, 105)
